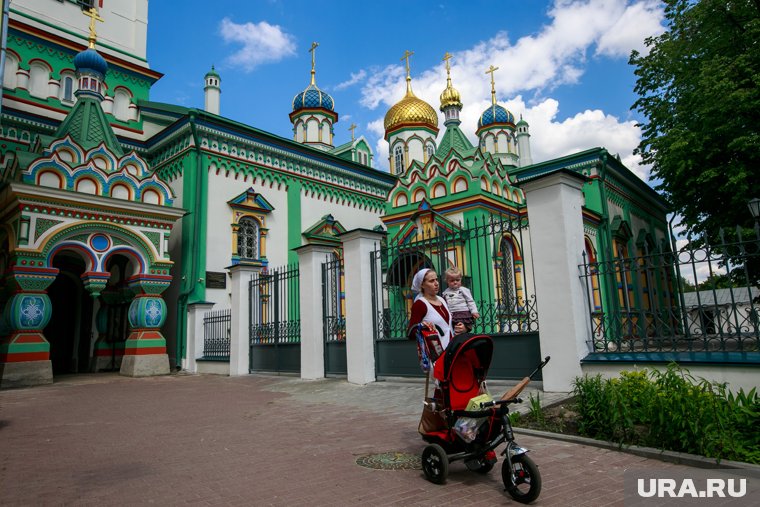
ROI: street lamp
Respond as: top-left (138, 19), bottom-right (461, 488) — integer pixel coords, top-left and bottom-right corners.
top-left (748, 198), bottom-right (760, 223)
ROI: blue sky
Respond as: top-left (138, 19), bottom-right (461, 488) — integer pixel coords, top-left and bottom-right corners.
top-left (146, 0), bottom-right (665, 180)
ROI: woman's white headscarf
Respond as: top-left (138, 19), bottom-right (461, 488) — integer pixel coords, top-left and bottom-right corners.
top-left (411, 268), bottom-right (431, 296)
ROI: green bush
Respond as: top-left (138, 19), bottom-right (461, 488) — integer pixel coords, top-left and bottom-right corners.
top-left (573, 364), bottom-right (760, 464)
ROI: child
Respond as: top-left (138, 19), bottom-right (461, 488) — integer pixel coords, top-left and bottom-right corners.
top-left (442, 267), bottom-right (480, 332)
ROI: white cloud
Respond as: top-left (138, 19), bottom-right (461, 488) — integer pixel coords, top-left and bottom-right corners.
top-left (335, 69), bottom-right (367, 90)
top-left (360, 0), bottom-right (664, 179)
top-left (219, 18), bottom-right (296, 72)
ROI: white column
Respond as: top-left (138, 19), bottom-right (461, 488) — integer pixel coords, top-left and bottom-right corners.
top-left (522, 169), bottom-right (591, 392)
top-left (295, 244), bottom-right (335, 380)
top-left (228, 264), bottom-right (260, 376)
top-left (340, 228), bottom-right (384, 385)
top-left (185, 302), bottom-right (215, 373)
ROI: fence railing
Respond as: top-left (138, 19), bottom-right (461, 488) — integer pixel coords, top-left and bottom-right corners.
top-left (372, 213), bottom-right (537, 342)
top-left (322, 255), bottom-right (345, 343)
top-left (249, 264), bottom-right (301, 345)
top-left (202, 308), bottom-right (231, 359)
top-left (580, 226), bottom-right (760, 354)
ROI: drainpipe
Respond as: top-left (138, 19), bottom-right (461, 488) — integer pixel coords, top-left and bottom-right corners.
top-left (1, 0), bottom-right (10, 119)
top-left (175, 112), bottom-right (206, 368)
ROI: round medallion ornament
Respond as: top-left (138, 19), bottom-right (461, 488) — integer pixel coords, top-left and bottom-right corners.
top-left (128, 297), bottom-right (166, 328)
top-left (89, 234), bottom-right (111, 252)
top-left (355, 452), bottom-right (422, 470)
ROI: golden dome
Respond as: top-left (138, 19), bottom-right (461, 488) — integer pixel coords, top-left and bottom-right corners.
top-left (440, 77), bottom-right (462, 111)
top-left (384, 79), bottom-right (438, 134)
top-left (439, 52), bottom-right (461, 111)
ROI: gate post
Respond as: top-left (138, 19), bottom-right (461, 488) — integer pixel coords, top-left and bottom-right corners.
top-left (522, 169), bottom-right (591, 392)
top-left (228, 264), bottom-right (260, 376)
top-left (185, 302), bottom-right (214, 373)
top-left (340, 228), bottom-right (383, 385)
top-left (295, 244), bottom-right (334, 380)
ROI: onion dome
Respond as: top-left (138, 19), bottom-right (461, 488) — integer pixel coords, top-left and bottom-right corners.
top-left (384, 52), bottom-right (438, 135)
top-left (73, 48), bottom-right (108, 77)
top-left (439, 53), bottom-right (461, 111)
top-left (478, 103), bottom-right (515, 128)
top-left (293, 83), bottom-right (335, 111)
top-left (292, 42), bottom-right (334, 112)
top-left (205, 65), bottom-right (220, 80)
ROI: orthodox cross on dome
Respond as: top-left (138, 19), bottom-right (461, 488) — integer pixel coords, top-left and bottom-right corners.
top-left (82, 7), bottom-right (104, 49)
top-left (401, 50), bottom-right (415, 95)
top-left (349, 123), bottom-right (357, 141)
top-left (309, 41), bottom-right (319, 85)
top-left (443, 52), bottom-right (453, 84)
top-left (486, 64), bottom-right (499, 105)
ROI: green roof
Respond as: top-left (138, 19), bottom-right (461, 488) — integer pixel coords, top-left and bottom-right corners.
top-left (435, 124), bottom-right (475, 158)
top-left (54, 95), bottom-right (124, 157)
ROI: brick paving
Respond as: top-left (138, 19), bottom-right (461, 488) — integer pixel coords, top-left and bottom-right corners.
top-left (0, 373), bottom-right (708, 506)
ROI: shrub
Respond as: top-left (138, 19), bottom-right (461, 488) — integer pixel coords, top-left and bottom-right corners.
top-left (573, 363), bottom-right (759, 464)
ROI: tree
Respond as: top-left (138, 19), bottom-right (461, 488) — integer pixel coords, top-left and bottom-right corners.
top-left (630, 0), bottom-right (760, 240)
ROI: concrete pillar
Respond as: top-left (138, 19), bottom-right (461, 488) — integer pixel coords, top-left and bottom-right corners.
top-left (295, 244), bottom-right (335, 380)
top-left (185, 302), bottom-right (215, 373)
top-left (340, 228), bottom-right (384, 385)
top-left (228, 264), bottom-right (260, 376)
top-left (522, 169), bottom-right (591, 392)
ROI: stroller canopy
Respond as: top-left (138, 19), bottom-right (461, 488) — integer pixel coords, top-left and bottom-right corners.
top-left (435, 333), bottom-right (494, 411)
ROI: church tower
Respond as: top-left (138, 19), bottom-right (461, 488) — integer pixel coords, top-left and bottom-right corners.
top-left (204, 66), bottom-right (221, 115)
top-left (516, 115), bottom-right (533, 167)
top-left (384, 50), bottom-right (439, 175)
top-left (477, 65), bottom-right (519, 167)
top-left (289, 42), bottom-right (338, 151)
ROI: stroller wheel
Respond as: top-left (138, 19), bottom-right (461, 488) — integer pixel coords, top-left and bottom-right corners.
top-left (421, 444), bottom-right (449, 484)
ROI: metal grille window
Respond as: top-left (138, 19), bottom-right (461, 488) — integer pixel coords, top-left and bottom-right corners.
top-left (238, 217), bottom-right (259, 259)
top-left (498, 236), bottom-right (516, 311)
top-left (394, 146), bottom-right (403, 173)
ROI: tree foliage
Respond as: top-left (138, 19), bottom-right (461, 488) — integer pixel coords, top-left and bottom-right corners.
top-left (630, 0), bottom-right (760, 240)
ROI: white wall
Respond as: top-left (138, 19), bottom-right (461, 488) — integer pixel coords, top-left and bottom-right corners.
top-left (11, 0), bottom-right (149, 64)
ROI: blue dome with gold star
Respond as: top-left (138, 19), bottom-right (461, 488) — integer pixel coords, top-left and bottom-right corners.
top-left (73, 48), bottom-right (108, 77)
top-left (293, 84), bottom-right (334, 111)
top-left (478, 103), bottom-right (515, 129)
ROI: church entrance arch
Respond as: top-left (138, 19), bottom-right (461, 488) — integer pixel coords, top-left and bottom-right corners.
top-left (45, 251), bottom-right (92, 375)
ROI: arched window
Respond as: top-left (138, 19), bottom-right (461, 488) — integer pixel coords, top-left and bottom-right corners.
top-left (3, 52), bottom-right (19, 89)
top-left (426, 144), bottom-right (435, 160)
top-left (113, 88), bottom-right (131, 121)
top-left (29, 61), bottom-right (51, 98)
top-left (497, 237), bottom-right (517, 312)
top-left (393, 145), bottom-right (404, 174)
top-left (238, 217), bottom-right (259, 259)
top-left (60, 74), bottom-right (75, 103)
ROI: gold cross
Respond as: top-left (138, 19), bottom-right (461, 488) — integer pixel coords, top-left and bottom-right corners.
top-left (309, 41), bottom-right (319, 85)
top-left (442, 52), bottom-right (453, 73)
top-left (82, 7), bottom-right (104, 49)
top-left (486, 65), bottom-right (500, 105)
top-left (348, 123), bottom-right (357, 141)
top-left (401, 50), bottom-right (414, 78)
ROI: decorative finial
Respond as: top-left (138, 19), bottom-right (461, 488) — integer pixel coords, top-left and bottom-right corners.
top-left (486, 65), bottom-right (499, 106)
top-left (349, 123), bottom-right (357, 141)
top-left (443, 52), bottom-right (453, 75)
top-left (83, 7), bottom-right (104, 49)
top-left (309, 41), bottom-right (319, 86)
top-left (401, 50), bottom-right (414, 95)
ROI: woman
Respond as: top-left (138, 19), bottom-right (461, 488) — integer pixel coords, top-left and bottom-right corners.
top-left (407, 268), bottom-right (466, 350)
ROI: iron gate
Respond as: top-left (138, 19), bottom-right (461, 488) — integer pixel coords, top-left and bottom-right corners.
top-left (322, 255), bottom-right (347, 375)
top-left (371, 213), bottom-right (541, 379)
top-left (249, 264), bottom-right (301, 373)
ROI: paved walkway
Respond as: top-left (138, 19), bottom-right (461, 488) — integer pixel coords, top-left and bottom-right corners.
top-left (0, 373), bottom-right (728, 506)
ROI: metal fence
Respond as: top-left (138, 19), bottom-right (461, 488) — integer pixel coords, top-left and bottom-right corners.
top-left (322, 255), bottom-right (345, 343)
top-left (371, 213), bottom-right (537, 343)
top-left (249, 264), bottom-right (301, 346)
top-left (202, 308), bottom-right (231, 359)
top-left (580, 226), bottom-right (760, 353)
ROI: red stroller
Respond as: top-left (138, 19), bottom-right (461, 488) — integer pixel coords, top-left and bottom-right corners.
top-left (416, 327), bottom-right (549, 504)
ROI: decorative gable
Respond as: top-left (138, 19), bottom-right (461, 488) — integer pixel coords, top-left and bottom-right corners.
top-left (302, 214), bottom-right (347, 247)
